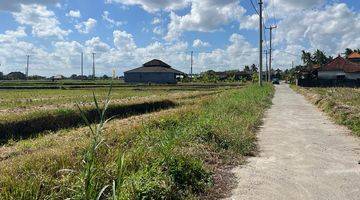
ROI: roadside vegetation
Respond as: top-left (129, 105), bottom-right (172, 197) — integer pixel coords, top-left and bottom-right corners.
top-left (0, 84), bottom-right (273, 199)
top-left (292, 86), bottom-right (360, 136)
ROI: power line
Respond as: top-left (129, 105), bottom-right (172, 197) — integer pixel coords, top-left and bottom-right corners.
top-left (277, 50), bottom-right (299, 57)
top-left (249, 0), bottom-right (259, 15)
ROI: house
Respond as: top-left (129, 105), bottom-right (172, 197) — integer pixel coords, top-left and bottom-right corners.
top-left (50, 75), bottom-right (65, 81)
top-left (124, 59), bottom-right (186, 84)
top-left (318, 55), bottom-right (360, 80)
top-left (347, 52), bottom-right (360, 63)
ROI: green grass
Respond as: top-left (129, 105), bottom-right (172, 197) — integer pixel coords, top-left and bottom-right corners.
top-left (0, 84), bottom-right (274, 199)
top-left (292, 86), bottom-right (360, 136)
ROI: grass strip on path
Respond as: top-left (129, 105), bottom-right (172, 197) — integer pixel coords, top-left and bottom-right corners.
top-left (0, 84), bottom-right (274, 199)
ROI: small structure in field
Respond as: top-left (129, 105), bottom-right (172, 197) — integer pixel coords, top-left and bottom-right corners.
top-left (347, 52), bottom-right (360, 63)
top-left (318, 56), bottom-right (360, 80)
top-left (124, 59), bottom-right (185, 84)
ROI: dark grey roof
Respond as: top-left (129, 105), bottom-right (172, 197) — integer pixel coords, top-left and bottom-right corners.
top-left (125, 59), bottom-right (185, 74)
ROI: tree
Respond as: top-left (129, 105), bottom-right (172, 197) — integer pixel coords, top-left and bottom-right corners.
top-left (6, 72), bottom-right (26, 80)
top-left (244, 65), bottom-right (250, 73)
top-left (313, 49), bottom-right (329, 66)
top-left (301, 50), bottom-right (313, 67)
top-left (345, 48), bottom-right (353, 58)
top-left (70, 74), bottom-right (78, 79)
top-left (0, 72), bottom-right (3, 80)
top-left (250, 64), bottom-right (258, 73)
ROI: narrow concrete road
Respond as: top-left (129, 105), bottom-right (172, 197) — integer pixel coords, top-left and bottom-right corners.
top-left (227, 84), bottom-right (360, 200)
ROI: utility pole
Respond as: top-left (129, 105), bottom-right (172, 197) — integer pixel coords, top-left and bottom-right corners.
top-left (190, 51), bottom-right (193, 79)
top-left (26, 55), bottom-right (30, 79)
top-left (258, 0), bottom-right (263, 86)
top-left (92, 53), bottom-right (96, 79)
top-left (265, 50), bottom-right (269, 82)
top-left (81, 52), bottom-right (84, 78)
top-left (265, 25), bottom-right (277, 81)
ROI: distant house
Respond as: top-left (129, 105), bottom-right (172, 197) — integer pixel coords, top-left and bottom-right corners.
top-left (124, 59), bottom-right (186, 84)
top-left (347, 52), bottom-right (360, 63)
top-left (51, 75), bottom-right (64, 81)
top-left (318, 55), bottom-right (360, 80)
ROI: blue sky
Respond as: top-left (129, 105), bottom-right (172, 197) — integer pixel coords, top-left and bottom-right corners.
top-left (0, 0), bottom-right (359, 76)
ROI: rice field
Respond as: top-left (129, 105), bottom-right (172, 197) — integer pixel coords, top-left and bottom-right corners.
top-left (0, 82), bottom-right (274, 199)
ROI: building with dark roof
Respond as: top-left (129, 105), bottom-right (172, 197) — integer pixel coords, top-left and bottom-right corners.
top-left (124, 59), bottom-right (186, 84)
top-left (318, 55), bottom-right (360, 80)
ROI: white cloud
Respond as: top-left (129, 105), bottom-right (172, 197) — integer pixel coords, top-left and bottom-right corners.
top-left (12, 4), bottom-right (71, 39)
top-left (66, 10), bottom-right (81, 18)
top-left (105, 0), bottom-right (189, 12)
top-left (239, 14), bottom-right (258, 30)
top-left (113, 30), bottom-right (137, 51)
top-left (275, 3), bottom-right (360, 55)
top-left (75, 18), bottom-right (97, 34)
top-left (192, 39), bottom-right (210, 48)
top-left (102, 11), bottom-right (126, 27)
top-left (0, 0), bottom-right (60, 11)
top-left (271, 0), bottom-right (324, 16)
top-left (0, 27), bottom-right (27, 43)
top-left (165, 0), bottom-right (246, 41)
top-left (152, 17), bottom-right (161, 25)
top-left (153, 26), bottom-right (163, 35)
top-left (85, 37), bottom-right (110, 53)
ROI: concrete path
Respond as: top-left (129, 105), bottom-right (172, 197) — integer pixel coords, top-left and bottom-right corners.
top-left (227, 84), bottom-right (360, 200)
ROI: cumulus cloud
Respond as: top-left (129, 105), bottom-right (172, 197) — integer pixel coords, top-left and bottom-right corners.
top-left (75, 18), bottom-right (97, 34)
top-left (0, 0), bottom-right (59, 11)
top-left (152, 17), bottom-right (161, 25)
top-left (113, 30), bottom-right (137, 50)
top-left (66, 10), bottom-right (81, 18)
top-left (239, 14), bottom-right (258, 30)
top-left (0, 27), bottom-right (27, 43)
top-left (275, 3), bottom-right (360, 55)
top-left (105, 0), bottom-right (189, 12)
top-left (85, 37), bottom-right (111, 53)
top-left (271, 0), bottom-right (324, 15)
top-left (192, 39), bottom-right (210, 48)
top-left (165, 0), bottom-right (246, 41)
top-left (12, 4), bottom-right (71, 39)
top-left (102, 11), bottom-right (126, 27)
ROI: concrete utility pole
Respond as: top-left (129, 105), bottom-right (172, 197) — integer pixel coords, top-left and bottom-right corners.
top-left (258, 0), bottom-right (263, 86)
top-left (92, 53), bottom-right (96, 79)
top-left (265, 50), bottom-right (269, 82)
top-left (81, 52), bottom-right (84, 77)
top-left (190, 51), bottom-right (193, 79)
top-left (26, 55), bottom-right (30, 79)
top-left (266, 25), bottom-right (277, 81)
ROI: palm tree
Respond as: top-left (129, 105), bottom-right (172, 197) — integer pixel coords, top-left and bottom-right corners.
top-left (301, 50), bottom-right (313, 67)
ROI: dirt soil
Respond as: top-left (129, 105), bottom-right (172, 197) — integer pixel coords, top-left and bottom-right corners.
top-left (226, 84), bottom-right (360, 200)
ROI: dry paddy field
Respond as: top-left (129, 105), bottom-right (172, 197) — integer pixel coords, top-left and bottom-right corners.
top-left (0, 83), bottom-right (274, 199)
top-left (292, 86), bottom-right (360, 136)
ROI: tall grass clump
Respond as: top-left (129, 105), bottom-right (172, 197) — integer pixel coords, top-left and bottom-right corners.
top-left (0, 83), bottom-right (274, 199)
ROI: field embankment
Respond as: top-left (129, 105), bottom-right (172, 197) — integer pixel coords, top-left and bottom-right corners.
top-left (0, 84), bottom-right (274, 199)
top-left (291, 85), bottom-right (360, 136)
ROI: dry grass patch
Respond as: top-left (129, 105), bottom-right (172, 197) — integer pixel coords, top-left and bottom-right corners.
top-left (292, 85), bottom-right (360, 136)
